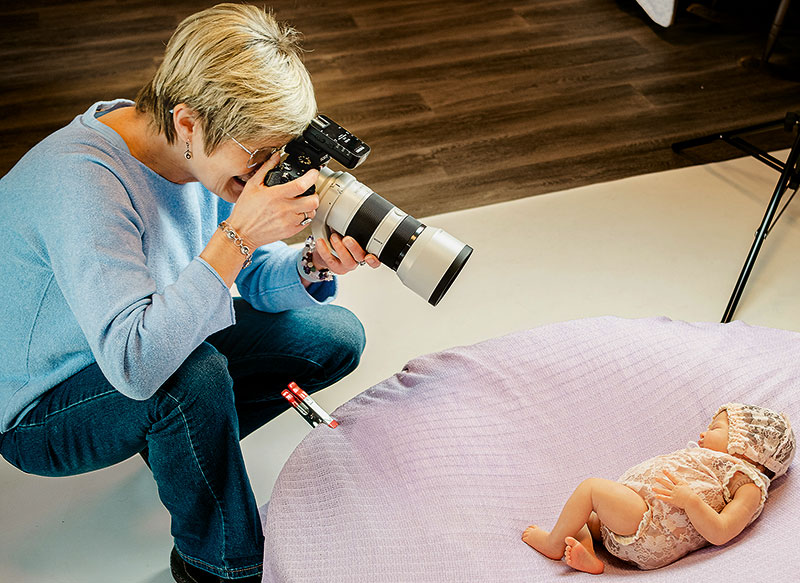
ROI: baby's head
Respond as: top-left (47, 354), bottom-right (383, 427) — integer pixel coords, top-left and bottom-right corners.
top-left (701, 403), bottom-right (796, 479)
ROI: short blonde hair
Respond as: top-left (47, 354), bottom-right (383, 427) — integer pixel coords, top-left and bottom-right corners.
top-left (136, 3), bottom-right (317, 154)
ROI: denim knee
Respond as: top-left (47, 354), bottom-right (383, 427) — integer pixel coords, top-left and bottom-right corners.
top-left (152, 342), bottom-right (235, 422)
top-left (312, 305), bottom-right (366, 382)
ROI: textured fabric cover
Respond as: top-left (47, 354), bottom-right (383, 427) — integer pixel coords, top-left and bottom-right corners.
top-left (261, 316), bottom-right (799, 582)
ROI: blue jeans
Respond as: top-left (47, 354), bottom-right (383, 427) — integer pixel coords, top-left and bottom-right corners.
top-left (0, 300), bottom-right (365, 579)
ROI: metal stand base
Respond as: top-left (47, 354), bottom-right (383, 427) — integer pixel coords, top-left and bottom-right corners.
top-left (672, 112), bottom-right (800, 323)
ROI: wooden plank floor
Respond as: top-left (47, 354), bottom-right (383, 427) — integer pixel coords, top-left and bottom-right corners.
top-left (1, 0), bottom-right (798, 219)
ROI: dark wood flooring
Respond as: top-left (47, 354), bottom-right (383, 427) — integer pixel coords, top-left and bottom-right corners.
top-left (2, 0), bottom-right (799, 220)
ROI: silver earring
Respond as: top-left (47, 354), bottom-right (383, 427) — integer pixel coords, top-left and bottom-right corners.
top-left (184, 141), bottom-right (192, 160)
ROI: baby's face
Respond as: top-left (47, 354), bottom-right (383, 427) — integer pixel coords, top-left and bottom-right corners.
top-left (700, 410), bottom-right (729, 453)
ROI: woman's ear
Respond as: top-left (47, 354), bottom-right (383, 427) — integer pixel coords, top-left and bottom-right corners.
top-left (171, 103), bottom-right (198, 143)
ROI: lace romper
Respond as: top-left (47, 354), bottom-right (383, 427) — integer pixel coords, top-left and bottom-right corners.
top-left (599, 445), bottom-right (769, 570)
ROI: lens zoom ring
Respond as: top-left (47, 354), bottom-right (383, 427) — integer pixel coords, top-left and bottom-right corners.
top-left (344, 193), bottom-right (394, 248)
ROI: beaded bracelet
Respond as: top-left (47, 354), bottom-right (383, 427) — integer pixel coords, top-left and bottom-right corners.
top-left (218, 221), bottom-right (253, 269)
top-left (297, 235), bottom-right (334, 283)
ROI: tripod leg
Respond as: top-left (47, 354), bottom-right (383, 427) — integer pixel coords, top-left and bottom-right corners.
top-left (763, 0), bottom-right (792, 63)
top-left (721, 129), bottom-right (800, 323)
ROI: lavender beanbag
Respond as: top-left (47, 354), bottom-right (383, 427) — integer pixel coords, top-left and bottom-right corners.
top-left (262, 316), bottom-right (799, 582)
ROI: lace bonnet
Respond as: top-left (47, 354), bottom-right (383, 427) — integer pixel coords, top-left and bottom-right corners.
top-left (717, 403), bottom-right (796, 478)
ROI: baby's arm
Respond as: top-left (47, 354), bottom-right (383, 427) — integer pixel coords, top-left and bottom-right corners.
top-left (653, 470), bottom-right (762, 545)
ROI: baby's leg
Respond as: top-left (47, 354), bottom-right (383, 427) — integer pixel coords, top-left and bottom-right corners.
top-left (523, 478), bottom-right (646, 561)
top-left (587, 511), bottom-right (602, 541)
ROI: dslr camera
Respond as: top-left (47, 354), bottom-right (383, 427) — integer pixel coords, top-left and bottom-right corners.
top-left (266, 115), bottom-right (472, 306)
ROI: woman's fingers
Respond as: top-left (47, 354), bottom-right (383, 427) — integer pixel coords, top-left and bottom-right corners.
top-left (251, 151), bottom-right (282, 183)
top-left (248, 160), bottom-right (319, 202)
top-left (328, 233), bottom-right (358, 270)
top-left (314, 233), bottom-right (381, 274)
top-left (314, 237), bottom-right (339, 270)
top-left (340, 234), bottom-right (367, 263)
top-left (289, 168), bottom-right (319, 197)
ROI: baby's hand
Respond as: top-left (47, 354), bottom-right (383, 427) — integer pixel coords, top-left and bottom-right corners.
top-left (653, 469), bottom-right (696, 509)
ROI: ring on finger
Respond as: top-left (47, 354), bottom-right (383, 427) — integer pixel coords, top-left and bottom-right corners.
top-left (300, 211), bottom-right (312, 227)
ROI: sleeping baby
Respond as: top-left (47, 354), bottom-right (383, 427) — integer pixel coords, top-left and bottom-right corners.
top-left (522, 403), bottom-right (795, 573)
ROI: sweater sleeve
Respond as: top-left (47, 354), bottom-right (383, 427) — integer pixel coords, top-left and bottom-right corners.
top-left (234, 242), bottom-right (338, 311)
top-left (41, 155), bottom-right (235, 400)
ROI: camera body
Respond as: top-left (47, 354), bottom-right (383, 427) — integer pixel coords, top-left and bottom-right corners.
top-left (265, 114), bottom-right (370, 190)
top-left (266, 115), bottom-right (472, 306)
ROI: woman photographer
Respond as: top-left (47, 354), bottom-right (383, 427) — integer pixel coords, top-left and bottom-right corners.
top-left (0, 4), bottom-right (379, 581)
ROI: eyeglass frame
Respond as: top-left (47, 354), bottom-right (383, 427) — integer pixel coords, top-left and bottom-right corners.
top-left (226, 133), bottom-right (282, 169)
top-left (167, 108), bottom-right (282, 167)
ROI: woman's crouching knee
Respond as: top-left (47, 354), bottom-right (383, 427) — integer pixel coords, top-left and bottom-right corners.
top-left (152, 343), bottom-right (235, 421)
top-left (305, 305), bottom-right (366, 388)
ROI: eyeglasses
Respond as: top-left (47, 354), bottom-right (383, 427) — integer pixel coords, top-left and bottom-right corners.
top-left (226, 133), bottom-right (282, 169)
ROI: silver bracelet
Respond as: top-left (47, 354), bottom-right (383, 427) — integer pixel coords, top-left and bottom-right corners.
top-left (218, 221), bottom-right (253, 269)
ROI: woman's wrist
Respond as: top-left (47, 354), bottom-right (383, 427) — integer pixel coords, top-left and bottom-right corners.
top-left (218, 221), bottom-right (254, 269)
top-left (200, 226), bottom-right (255, 288)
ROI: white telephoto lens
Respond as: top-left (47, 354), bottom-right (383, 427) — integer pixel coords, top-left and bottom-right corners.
top-left (313, 167), bottom-right (472, 305)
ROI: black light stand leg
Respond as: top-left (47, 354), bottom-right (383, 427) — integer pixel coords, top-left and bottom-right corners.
top-left (763, 0), bottom-right (793, 63)
top-left (721, 127), bottom-right (800, 322)
top-left (672, 113), bottom-right (800, 323)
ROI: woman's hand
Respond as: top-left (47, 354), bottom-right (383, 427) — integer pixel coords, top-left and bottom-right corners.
top-left (226, 152), bottom-right (320, 247)
top-left (653, 470), bottom-right (696, 509)
top-left (313, 232), bottom-right (381, 276)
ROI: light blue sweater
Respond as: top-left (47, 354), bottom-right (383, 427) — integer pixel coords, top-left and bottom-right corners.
top-left (0, 100), bottom-right (336, 432)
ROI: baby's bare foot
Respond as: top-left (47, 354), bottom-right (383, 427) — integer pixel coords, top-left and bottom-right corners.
top-left (564, 536), bottom-right (604, 574)
top-left (522, 525), bottom-right (564, 560)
